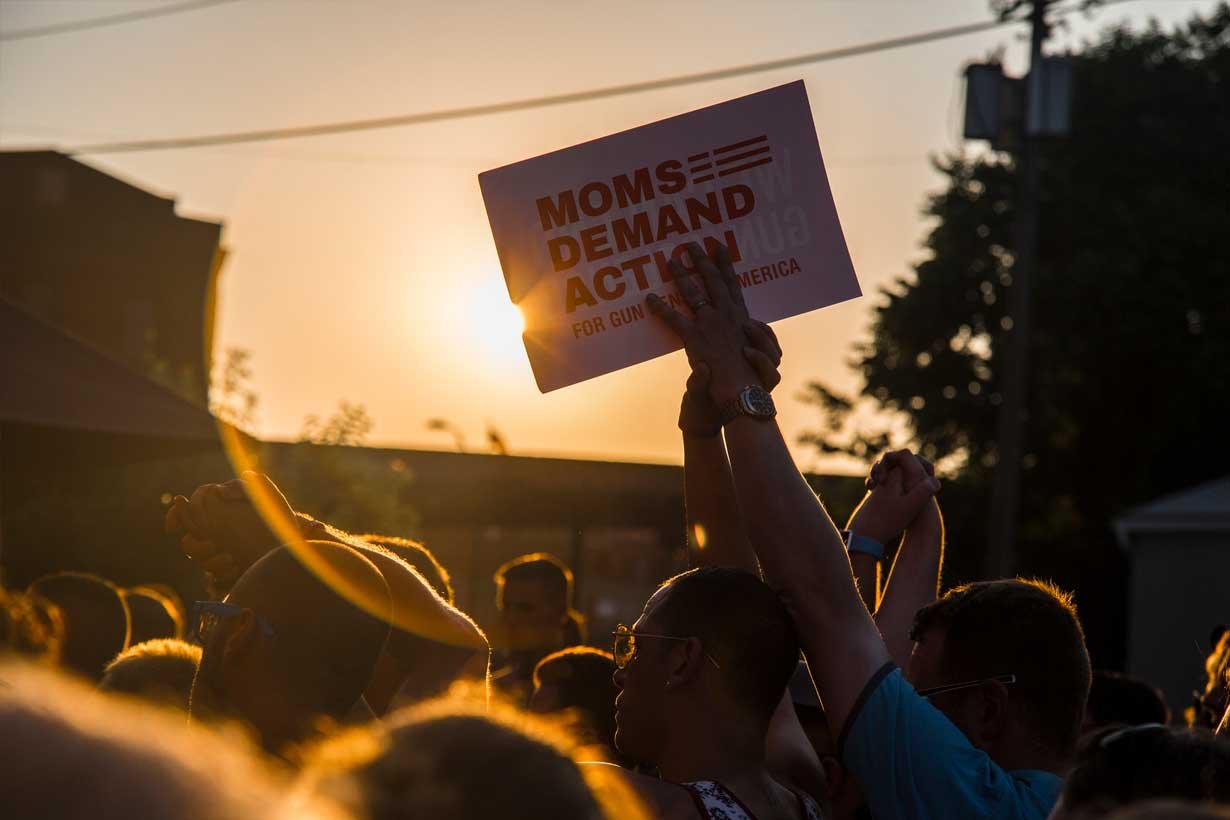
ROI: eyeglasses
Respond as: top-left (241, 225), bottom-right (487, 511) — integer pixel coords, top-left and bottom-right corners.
top-left (612, 623), bottom-right (721, 670)
top-left (916, 673), bottom-right (1016, 699)
top-left (189, 601), bottom-right (274, 646)
top-left (1098, 722), bottom-right (1168, 749)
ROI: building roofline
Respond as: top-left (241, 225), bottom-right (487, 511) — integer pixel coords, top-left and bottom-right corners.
top-left (0, 149), bottom-right (223, 228)
top-left (1114, 475), bottom-right (1230, 549)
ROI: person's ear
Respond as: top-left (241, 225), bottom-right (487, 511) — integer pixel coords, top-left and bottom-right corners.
top-left (975, 678), bottom-right (1012, 744)
top-left (666, 637), bottom-right (706, 690)
top-left (221, 609), bottom-right (259, 668)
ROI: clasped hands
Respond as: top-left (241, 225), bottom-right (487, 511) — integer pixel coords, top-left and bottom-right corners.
top-left (850, 450), bottom-right (942, 547)
top-left (164, 471), bottom-right (324, 592)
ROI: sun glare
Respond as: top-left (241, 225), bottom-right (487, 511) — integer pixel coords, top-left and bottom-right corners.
top-left (478, 289), bottom-right (525, 337)
top-left (462, 278), bottom-right (527, 367)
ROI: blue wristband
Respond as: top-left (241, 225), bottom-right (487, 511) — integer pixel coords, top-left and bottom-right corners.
top-left (841, 529), bottom-right (886, 561)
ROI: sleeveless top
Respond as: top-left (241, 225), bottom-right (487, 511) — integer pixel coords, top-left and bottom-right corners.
top-left (682, 780), bottom-right (825, 820)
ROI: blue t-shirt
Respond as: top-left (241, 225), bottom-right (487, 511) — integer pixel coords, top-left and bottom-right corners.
top-left (840, 664), bottom-right (1061, 820)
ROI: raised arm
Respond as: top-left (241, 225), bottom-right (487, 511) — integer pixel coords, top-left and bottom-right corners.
top-left (848, 550), bottom-right (882, 613)
top-left (682, 364), bottom-right (759, 574)
top-left (848, 451), bottom-right (944, 668)
top-left (877, 500), bottom-right (943, 666)
top-left (676, 315), bottom-right (826, 801)
top-left (167, 471), bottom-right (430, 591)
top-left (681, 323), bottom-right (781, 574)
top-left (719, 416), bottom-right (891, 735)
top-left (647, 243), bottom-right (932, 738)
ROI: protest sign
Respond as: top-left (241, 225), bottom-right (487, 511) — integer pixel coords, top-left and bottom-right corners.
top-left (479, 81), bottom-right (861, 392)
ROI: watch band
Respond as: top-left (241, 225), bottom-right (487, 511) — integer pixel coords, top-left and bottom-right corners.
top-left (718, 395), bottom-right (744, 426)
top-left (718, 386), bottom-right (776, 427)
top-left (841, 529), bottom-right (886, 561)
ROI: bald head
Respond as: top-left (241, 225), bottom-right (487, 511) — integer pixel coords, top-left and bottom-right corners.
top-left (192, 542), bottom-right (392, 740)
top-left (234, 542), bottom-right (391, 715)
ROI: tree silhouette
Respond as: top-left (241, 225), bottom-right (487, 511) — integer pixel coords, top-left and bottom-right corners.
top-left (800, 6), bottom-right (1230, 664)
top-left (209, 347), bottom-right (258, 430)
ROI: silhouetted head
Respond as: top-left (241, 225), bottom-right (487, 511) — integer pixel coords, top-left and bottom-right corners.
top-left (28, 572), bottom-right (130, 682)
top-left (303, 694), bottom-right (643, 820)
top-left (124, 586), bottom-right (184, 643)
top-left (0, 588), bottom-right (64, 662)
top-left (189, 542), bottom-right (392, 751)
top-left (359, 535), bottom-right (455, 604)
top-left (908, 578), bottom-right (1091, 767)
top-left (355, 545), bottom-right (489, 715)
top-left (612, 567), bottom-right (798, 767)
top-left (100, 638), bottom-right (202, 711)
top-left (1053, 725), bottom-right (1230, 819)
top-left (0, 660), bottom-right (333, 820)
top-left (530, 646), bottom-right (621, 759)
top-left (1085, 670), bottom-right (1171, 733)
top-left (494, 553), bottom-right (581, 651)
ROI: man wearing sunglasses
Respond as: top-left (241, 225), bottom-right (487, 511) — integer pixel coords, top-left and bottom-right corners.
top-left (648, 242), bottom-right (1091, 820)
top-left (188, 541), bottom-right (392, 754)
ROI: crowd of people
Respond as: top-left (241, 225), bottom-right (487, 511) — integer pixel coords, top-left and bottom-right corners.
top-left (2, 242), bottom-right (1228, 819)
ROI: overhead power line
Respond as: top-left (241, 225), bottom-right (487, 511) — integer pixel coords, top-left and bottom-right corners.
top-left (0, 0), bottom-right (244, 43)
top-left (59, 0), bottom-right (1135, 156)
top-left (64, 16), bottom-right (1020, 155)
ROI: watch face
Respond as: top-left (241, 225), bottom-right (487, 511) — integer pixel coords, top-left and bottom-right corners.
top-left (740, 386), bottom-right (777, 418)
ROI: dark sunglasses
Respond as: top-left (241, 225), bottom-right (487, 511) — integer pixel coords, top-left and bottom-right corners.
top-left (916, 673), bottom-right (1016, 699)
top-left (612, 623), bottom-right (720, 670)
top-left (189, 600), bottom-right (274, 647)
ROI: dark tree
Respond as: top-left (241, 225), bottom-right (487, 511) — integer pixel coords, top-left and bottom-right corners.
top-left (802, 6), bottom-right (1230, 665)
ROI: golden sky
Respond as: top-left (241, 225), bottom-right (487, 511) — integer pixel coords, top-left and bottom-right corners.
top-left (1, 0), bottom-right (1217, 470)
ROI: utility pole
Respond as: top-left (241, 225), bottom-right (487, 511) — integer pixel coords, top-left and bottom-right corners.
top-left (984, 0), bottom-right (1051, 578)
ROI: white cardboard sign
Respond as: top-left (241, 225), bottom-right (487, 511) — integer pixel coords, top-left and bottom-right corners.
top-left (479, 81), bottom-right (861, 392)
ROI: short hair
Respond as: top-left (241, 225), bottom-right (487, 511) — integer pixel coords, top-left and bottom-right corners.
top-left (302, 692), bottom-right (643, 820)
top-left (1086, 670), bottom-right (1171, 730)
top-left (0, 588), bottom-right (64, 661)
top-left (653, 567), bottom-right (799, 722)
top-left (124, 587), bottom-right (184, 643)
top-left (0, 659), bottom-right (329, 820)
top-left (100, 638), bottom-right (202, 711)
top-left (532, 647), bottom-right (619, 750)
top-left (28, 572), bottom-right (130, 682)
top-left (495, 553), bottom-right (573, 611)
top-left (359, 535), bottom-right (455, 604)
top-left (912, 578), bottom-right (1091, 758)
top-left (1060, 726), bottom-right (1230, 817)
top-left (226, 543), bottom-right (392, 718)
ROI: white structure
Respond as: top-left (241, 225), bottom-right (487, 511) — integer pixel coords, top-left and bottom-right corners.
top-left (1116, 477), bottom-right (1230, 715)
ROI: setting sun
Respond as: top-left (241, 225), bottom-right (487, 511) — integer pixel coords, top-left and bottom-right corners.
top-left (461, 276), bottom-right (527, 365)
